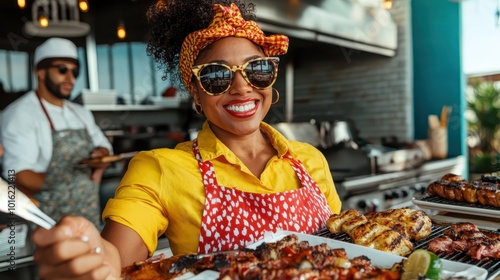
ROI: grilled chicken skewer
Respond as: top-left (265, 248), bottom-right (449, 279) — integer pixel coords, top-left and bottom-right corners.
top-left (427, 173), bottom-right (500, 207)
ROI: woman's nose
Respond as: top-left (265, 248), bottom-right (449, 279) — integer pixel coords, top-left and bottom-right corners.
top-left (229, 70), bottom-right (252, 94)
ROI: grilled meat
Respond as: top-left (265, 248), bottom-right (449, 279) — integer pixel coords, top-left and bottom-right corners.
top-left (326, 208), bottom-right (431, 256)
top-left (427, 222), bottom-right (500, 260)
top-left (440, 173), bottom-right (465, 183)
top-left (348, 221), bottom-right (414, 256)
top-left (326, 209), bottom-right (362, 233)
top-left (427, 173), bottom-right (500, 207)
top-left (340, 214), bottom-right (367, 233)
top-left (476, 182), bottom-right (500, 207)
top-left (442, 222), bottom-right (479, 239)
top-left (427, 236), bottom-right (455, 254)
top-left (364, 208), bottom-right (432, 241)
top-left (123, 234), bottom-right (403, 279)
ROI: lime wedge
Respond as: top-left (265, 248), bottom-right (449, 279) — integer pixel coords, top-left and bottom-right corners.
top-left (401, 249), bottom-right (442, 280)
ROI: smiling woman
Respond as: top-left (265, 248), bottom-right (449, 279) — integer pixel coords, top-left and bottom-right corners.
top-left (29, 1), bottom-right (342, 279)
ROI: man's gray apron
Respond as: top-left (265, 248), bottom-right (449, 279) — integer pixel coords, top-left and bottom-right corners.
top-left (33, 95), bottom-right (101, 227)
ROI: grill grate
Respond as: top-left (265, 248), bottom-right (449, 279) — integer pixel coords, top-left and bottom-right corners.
top-left (421, 195), bottom-right (500, 212)
top-left (315, 224), bottom-right (500, 279)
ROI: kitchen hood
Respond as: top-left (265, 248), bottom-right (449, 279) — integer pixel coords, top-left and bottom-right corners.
top-left (253, 0), bottom-right (397, 57)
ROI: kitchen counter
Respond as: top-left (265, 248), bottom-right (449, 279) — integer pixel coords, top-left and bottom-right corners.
top-left (340, 156), bottom-right (466, 194)
top-left (85, 104), bottom-right (184, 111)
top-left (338, 156), bottom-right (467, 212)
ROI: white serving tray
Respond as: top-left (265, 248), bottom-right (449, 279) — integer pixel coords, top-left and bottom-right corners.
top-left (175, 230), bottom-right (488, 280)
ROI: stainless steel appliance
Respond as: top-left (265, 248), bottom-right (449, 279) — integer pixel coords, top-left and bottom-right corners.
top-left (337, 156), bottom-right (466, 213)
top-left (271, 121), bottom-right (466, 214)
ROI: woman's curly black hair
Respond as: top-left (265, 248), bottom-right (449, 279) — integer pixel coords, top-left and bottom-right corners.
top-left (146, 0), bottom-right (256, 86)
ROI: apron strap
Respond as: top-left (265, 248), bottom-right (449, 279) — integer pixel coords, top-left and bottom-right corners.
top-left (36, 93), bottom-right (56, 131)
top-left (36, 94), bottom-right (89, 132)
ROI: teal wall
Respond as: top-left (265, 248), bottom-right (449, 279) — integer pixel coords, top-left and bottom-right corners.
top-left (412, 0), bottom-right (467, 161)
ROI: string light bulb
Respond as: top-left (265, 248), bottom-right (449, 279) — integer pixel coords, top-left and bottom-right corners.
top-left (383, 0), bottom-right (393, 10)
top-left (78, 0), bottom-right (89, 12)
top-left (38, 15), bottom-right (49, 28)
top-left (18, 0), bottom-right (26, 9)
top-left (117, 22), bottom-right (126, 40)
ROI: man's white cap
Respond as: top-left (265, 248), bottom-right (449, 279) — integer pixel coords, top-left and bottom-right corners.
top-left (34, 37), bottom-right (79, 68)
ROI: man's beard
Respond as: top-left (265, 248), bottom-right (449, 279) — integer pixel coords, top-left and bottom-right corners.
top-left (44, 73), bottom-right (71, 100)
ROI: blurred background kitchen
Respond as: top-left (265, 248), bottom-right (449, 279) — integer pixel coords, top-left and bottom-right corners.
top-left (0, 0), bottom-right (500, 278)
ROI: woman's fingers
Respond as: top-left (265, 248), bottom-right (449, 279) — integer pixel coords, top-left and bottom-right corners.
top-left (38, 258), bottom-right (113, 280)
top-left (32, 216), bottom-right (112, 279)
top-left (32, 224), bottom-right (73, 247)
top-left (35, 216), bottom-right (101, 246)
top-left (33, 236), bottom-right (93, 265)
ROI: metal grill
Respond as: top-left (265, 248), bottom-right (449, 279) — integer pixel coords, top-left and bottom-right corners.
top-left (421, 195), bottom-right (500, 212)
top-left (315, 224), bottom-right (500, 279)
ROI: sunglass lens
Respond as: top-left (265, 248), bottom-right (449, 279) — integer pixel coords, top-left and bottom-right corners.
top-left (57, 65), bottom-right (79, 78)
top-left (199, 65), bottom-right (231, 95)
top-left (57, 65), bottom-right (68, 75)
top-left (246, 60), bottom-right (276, 88)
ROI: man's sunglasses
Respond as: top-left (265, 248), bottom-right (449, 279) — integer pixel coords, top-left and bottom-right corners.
top-left (191, 57), bottom-right (279, 96)
top-left (48, 65), bottom-right (79, 78)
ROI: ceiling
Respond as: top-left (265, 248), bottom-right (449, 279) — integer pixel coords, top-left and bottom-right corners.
top-left (0, 0), bottom-right (364, 60)
top-left (0, 0), bottom-right (155, 52)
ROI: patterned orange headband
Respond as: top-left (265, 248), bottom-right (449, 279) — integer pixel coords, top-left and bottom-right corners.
top-left (179, 3), bottom-right (289, 92)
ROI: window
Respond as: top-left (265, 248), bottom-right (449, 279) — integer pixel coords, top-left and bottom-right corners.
top-left (95, 42), bottom-right (174, 103)
top-left (0, 50), bottom-right (29, 93)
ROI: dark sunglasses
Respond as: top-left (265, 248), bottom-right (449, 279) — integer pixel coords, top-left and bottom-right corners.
top-left (48, 65), bottom-right (79, 78)
top-left (191, 57), bottom-right (279, 96)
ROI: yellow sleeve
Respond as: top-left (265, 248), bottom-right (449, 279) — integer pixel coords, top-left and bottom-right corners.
top-left (102, 151), bottom-right (168, 255)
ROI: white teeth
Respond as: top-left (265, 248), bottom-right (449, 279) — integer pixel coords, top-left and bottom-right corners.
top-left (226, 102), bottom-right (256, 112)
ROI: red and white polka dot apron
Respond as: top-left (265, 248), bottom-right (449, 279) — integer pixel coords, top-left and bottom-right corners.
top-left (193, 140), bottom-right (333, 254)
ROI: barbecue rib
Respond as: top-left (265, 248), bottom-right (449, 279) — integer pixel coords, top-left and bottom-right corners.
top-left (326, 208), bottom-right (432, 256)
top-left (427, 173), bottom-right (500, 207)
top-left (427, 222), bottom-right (500, 260)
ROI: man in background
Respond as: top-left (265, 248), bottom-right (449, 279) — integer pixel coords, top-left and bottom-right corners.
top-left (0, 37), bottom-right (112, 227)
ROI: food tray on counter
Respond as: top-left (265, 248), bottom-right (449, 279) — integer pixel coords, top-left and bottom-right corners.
top-left (316, 224), bottom-right (499, 280)
top-left (175, 230), bottom-right (488, 280)
top-left (413, 196), bottom-right (500, 219)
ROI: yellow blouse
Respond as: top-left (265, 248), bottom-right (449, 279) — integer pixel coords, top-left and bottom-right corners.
top-left (102, 122), bottom-right (341, 256)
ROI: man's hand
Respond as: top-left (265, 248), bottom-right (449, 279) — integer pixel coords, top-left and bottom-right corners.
top-left (88, 147), bottom-right (111, 183)
top-left (91, 147), bottom-right (110, 159)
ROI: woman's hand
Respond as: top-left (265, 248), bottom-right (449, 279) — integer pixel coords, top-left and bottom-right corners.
top-left (32, 216), bottom-right (121, 280)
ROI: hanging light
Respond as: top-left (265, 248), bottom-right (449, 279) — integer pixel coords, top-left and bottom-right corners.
top-left (38, 14), bottom-right (49, 28)
top-left (24, 0), bottom-right (90, 37)
top-left (78, 0), bottom-right (89, 12)
top-left (117, 22), bottom-right (126, 40)
top-left (383, 0), bottom-right (393, 10)
top-left (18, 0), bottom-right (26, 9)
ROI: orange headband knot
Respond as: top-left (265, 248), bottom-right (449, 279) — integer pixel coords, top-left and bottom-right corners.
top-left (179, 3), bottom-right (289, 92)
